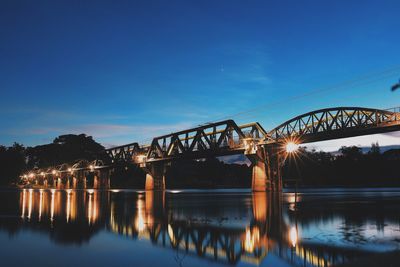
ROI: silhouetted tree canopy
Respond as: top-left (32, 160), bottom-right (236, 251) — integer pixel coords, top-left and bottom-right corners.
top-left (0, 143), bottom-right (26, 185)
top-left (26, 134), bottom-right (106, 168)
top-left (0, 134), bottom-right (106, 185)
top-left (283, 143), bottom-right (400, 187)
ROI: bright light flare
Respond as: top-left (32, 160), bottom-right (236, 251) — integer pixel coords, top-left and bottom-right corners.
top-left (135, 154), bottom-right (147, 163)
top-left (286, 142), bottom-right (299, 153)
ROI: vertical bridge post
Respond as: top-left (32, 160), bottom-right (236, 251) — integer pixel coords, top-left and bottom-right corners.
top-left (144, 162), bottom-right (166, 191)
top-left (247, 144), bottom-right (282, 192)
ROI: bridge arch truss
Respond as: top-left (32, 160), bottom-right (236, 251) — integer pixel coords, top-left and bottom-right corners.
top-left (267, 107), bottom-right (400, 143)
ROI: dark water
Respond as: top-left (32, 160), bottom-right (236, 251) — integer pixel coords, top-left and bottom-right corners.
top-left (0, 188), bottom-right (400, 267)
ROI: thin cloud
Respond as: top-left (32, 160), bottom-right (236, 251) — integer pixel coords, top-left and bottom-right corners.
top-left (21, 122), bottom-right (194, 146)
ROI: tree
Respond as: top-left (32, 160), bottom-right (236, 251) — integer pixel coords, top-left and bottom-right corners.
top-left (0, 143), bottom-right (26, 185)
top-left (339, 146), bottom-right (363, 160)
top-left (26, 134), bottom-right (106, 168)
top-left (369, 142), bottom-right (381, 155)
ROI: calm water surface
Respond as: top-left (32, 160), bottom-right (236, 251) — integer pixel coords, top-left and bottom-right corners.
top-left (0, 188), bottom-right (400, 267)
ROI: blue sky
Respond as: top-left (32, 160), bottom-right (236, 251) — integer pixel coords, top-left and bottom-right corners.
top-left (1, 0), bottom-right (400, 150)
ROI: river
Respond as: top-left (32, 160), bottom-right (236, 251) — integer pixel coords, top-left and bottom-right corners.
top-left (0, 188), bottom-right (399, 266)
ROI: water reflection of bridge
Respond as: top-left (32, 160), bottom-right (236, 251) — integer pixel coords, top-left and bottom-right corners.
top-left (18, 189), bottom-right (368, 266)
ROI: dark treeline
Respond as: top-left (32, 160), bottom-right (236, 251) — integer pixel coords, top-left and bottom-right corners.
top-left (283, 143), bottom-right (400, 187)
top-left (0, 143), bottom-right (26, 185)
top-left (26, 134), bottom-right (107, 168)
top-left (0, 134), bottom-right (107, 186)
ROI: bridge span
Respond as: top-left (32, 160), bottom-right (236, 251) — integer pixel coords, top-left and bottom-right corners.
top-left (22, 106), bottom-right (400, 191)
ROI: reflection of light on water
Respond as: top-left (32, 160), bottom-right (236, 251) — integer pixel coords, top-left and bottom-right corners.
top-left (110, 202), bottom-right (115, 230)
top-left (66, 190), bottom-right (71, 223)
top-left (21, 189), bottom-right (26, 218)
top-left (87, 191), bottom-right (98, 225)
top-left (93, 192), bottom-right (97, 222)
top-left (135, 197), bottom-right (145, 233)
top-left (294, 245), bottom-right (331, 266)
top-left (111, 189), bottom-right (120, 193)
top-left (169, 190), bottom-right (181, 194)
top-left (50, 189), bottom-right (55, 222)
top-left (38, 190), bottom-right (43, 222)
top-left (244, 227), bottom-right (260, 253)
top-left (290, 226), bottom-right (298, 247)
top-left (287, 193), bottom-right (300, 211)
top-left (27, 189), bottom-right (33, 220)
top-left (87, 189), bottom-right (94, 194)
top-left (168, 224), bottom-right (176, 245)
top-left (88, 193), bottom-right (92, 224)
top-left (288, 194), bottom-right (296, 203)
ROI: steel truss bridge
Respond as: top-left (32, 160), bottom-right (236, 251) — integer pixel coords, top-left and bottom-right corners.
top-left (22, 106), bottom-right (400, 191)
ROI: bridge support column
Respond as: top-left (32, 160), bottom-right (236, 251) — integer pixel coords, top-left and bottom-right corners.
top-left (93, 174), bottom-right (99, 189)
top-left (94, 170), bottom-right (111, 189)
top-left (144, 163), bottom-right (166, 191)
top-left (252, 159), bottom-right (269, 191)
top-left (266, 145), bottom-right (282, 192)
top-left (248, 145), bottom-right (283, 192)
top-left (72, 177), bottom-right (77, 189)
top-left (75, 171), bottom-right (86, 189)
top-left (248, 147), bottom-right (270, 192)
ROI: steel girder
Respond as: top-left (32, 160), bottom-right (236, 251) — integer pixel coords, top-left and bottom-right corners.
top-left (267, 107), bottom-right (400, 144)
top-left (145, 120), bottom-right (268, 162)
top-left (105, 142), bottom-right (143, 163)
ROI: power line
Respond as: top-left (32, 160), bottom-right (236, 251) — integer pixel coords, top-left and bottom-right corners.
top-left (205, 65), bottom-right (400, 123)
top-left (123, 65), bottom-right (400, 146)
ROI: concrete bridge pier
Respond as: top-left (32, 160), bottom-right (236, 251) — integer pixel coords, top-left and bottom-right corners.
top-left (93, 170), bottom-right (111, 189)
top-left (144, 162), bottom-right (166, 191)
top-left (59, 174), bottom-right (68, 189)
top-left (265, 145), bottom-right (283, 192)
top-left (248, 145), bottom-right (282, 192)
top-left (248, 147), bottom-right (270, 192)
top-left (74, 170), bottom-right (87, 189)
top-left (251, 159), bottom-right (269, 191)
top-left (71, 176), bottom-right (78, 189)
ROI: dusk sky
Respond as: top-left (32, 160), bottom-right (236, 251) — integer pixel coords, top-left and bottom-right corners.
top-left (1, 0), bottom-right (400, 150)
